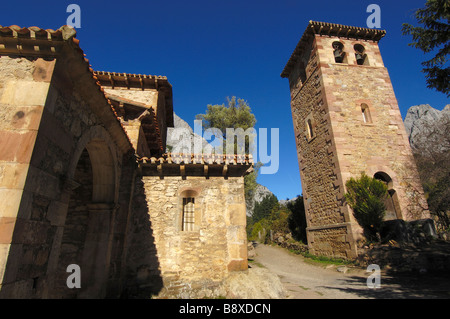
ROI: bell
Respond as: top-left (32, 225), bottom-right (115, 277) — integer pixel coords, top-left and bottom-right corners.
top-left (334, 49), bottom-right (344, 63)
top-left (356, 53), bottom-right (365, 65)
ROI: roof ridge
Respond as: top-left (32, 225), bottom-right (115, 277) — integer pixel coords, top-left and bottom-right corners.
top-left (94, 70), bottom-right (168, 80)
top-left (0, 25), bottom-right (77, 41)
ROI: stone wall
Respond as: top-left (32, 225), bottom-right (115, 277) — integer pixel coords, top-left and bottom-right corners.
top-left (125, 175), bottom-right (247, 298)
top-left (0, 54), bottom-right (133, 298)
top-left (286, 33), bottom-right (429, 259)
top-left (288, 38), bottom-right (354, 259)
top-left (316, 35), bottom-right (428, 224)
top-left (0, 56), bottom-right (55, 298)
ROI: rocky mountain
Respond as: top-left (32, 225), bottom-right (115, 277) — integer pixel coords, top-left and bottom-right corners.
top-left (279, 196), bottom-right (300, 206)
top-left (404, 104), bottom-right (450, 153)
top-left (166, 112), bottom-right (211, 153)
top-left (246, 184), bottom-right (275, 217)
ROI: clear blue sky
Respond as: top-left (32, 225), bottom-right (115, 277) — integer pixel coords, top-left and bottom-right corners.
top-left (2, 0), bottom-right (448, 200)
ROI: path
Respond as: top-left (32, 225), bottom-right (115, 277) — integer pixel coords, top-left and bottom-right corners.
top-left (253, 243), bottom-right (450, 299)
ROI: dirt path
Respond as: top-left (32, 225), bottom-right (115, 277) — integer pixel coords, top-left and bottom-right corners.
top-left (253, 243), bottom-right (450, 299)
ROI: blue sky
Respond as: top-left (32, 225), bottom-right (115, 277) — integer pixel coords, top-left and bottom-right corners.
top-left (2, 0), bottom-right (448, 200)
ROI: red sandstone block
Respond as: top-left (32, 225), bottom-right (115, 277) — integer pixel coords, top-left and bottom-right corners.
top-left (0, 217), bottom-right (16, 244)
top-left (0, 130), bottom-right (37, 163)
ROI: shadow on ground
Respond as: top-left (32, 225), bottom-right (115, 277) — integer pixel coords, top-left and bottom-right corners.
top-left (320, 270), bottom-right (450, 299)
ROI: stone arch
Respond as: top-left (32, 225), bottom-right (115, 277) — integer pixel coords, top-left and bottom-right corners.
top-left (354, 43), bottom-right (369, 65)
top-left (56, 125), bottom-right (120, 298)
top-left (67, 125), bottom-right (120, 203)
top-left (332, 41), bottom-right (347, 63)
top-left (373, 171), bottom-right (402, 220)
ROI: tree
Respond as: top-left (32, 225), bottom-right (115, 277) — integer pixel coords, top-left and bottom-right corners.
top-left (196, 97), bottom-right (259, 204)
top-left (196, 97), bottom-right (256, 136)
top-left (286, 196), bottom-right (307, 244)
top-left (411, 112), bottom-right (450, 231)
top-left (252, 193), bottom-right (279, 224)
top-left (344, 173), bottom-right (388, 242)
top-left (402, 0), bottom-right (450, 96)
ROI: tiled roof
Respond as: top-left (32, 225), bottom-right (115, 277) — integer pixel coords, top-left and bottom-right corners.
top-left (0, 25), bottom-right (133, 151)
top-left (95, 71), bottom-right (168, 81)
top-left (281, 21), bottom-right (386, 78)
top-left (138, 153), bottom-right (254, 177)
top-left (139, 153), bottom-right (254, 165)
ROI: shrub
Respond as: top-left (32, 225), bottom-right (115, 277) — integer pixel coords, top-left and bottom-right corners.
top-left (344, 173), bottom-right (388, 242)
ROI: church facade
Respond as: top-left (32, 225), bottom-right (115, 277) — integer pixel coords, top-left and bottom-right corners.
top-left (0, 25), bottom-right (251, 298)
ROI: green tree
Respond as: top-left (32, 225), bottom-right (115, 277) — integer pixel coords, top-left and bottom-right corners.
top-left (286, 196), bottom-right (307, 244)
top-left (196, 97), bottom-right (256, 136)
top-left (344, 173), bottom-right (388, 242)
top-left (402, 0), bottom-right (450, 96)
top-left (196, 97), bottom-right (259, 203)
top-left (252, 193), bottom-right (279, 224)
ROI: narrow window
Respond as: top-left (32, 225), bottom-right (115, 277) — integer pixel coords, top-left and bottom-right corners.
top-left (332, 42), bottom-right (345, 63)
top-left (182, 197), bottom-right (195, 231)
top-left (307, 119), bottom-right (314, 140)
top-left (354, 44), bottom-right (368, 65)
top-left (361, 104), bottom-right (372, 123)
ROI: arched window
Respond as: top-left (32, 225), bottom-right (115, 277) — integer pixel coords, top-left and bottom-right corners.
top-left (179, 189), bottom-right (199, 231)
top-left (332, 42), bottom-right (346, 63)
top-left (182, 197), bottom-right (195, 231)
top-left (354, 44), bottom-right (369, 65)
top-left (361, 103), bottom-right (372, 123)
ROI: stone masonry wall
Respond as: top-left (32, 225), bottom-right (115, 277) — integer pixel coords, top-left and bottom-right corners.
top-left (288, 38), bottom-right (354, 259)
top-left (287, 34), bottom-right (429, 259)
top-left (125, 175), bottom-right (247, 298)
top-left (0, 55), bottom-right (132, 298)
top-left (315, 35), bottom-right (429, 223)
top-left (0, 56), bottom-right (56, 298)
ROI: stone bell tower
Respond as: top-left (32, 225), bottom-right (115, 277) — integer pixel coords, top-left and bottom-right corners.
top-left (281, 21), bottom-right (429, 259)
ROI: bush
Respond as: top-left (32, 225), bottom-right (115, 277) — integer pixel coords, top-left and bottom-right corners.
top-left (286, 196), bottom-right (307, 243)
top-left (344, 173), bottom-right (388, 242)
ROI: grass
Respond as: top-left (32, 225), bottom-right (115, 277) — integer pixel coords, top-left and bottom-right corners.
top-left (248, 259), bottom-right (265, 268)
top-left (299, 251), bottom-right (355, 266)
top-left (280, 244), bottom-right (356, 267)
top-left (299, 285), bottom-right (310, 291)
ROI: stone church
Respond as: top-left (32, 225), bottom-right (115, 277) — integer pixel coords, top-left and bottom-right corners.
top-left (0, 20), bottom-right (432, 299)
top-left (0, 25), bottom-right (251, 298)
top-left (281, 21), bottom-right (430, 259)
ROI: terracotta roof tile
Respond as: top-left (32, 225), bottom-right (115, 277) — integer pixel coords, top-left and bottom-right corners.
top-left (138, 153), bottom-right (254, 165)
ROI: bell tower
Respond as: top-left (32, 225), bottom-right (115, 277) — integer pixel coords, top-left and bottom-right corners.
top-left (281, 21), bottom-right (429, 259)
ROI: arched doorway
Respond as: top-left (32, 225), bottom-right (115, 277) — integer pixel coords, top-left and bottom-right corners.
top-left (56, 137), bottom-right (117, 298)
top-left (374, 172), bottom-right (402, 220)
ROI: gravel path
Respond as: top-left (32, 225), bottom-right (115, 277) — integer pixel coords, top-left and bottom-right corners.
top-left (253, 243), bottom-right (450, 299)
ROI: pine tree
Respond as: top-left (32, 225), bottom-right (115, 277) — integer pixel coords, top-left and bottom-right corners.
top-left (402, 0), bottom-right (450, 96)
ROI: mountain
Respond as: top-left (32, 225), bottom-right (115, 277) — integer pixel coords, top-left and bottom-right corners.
top-left (279, 196), bottom-right (300, 206)
top-left (166, 112), bottom-right (211, 153)
top-left (246, 184), bottom-right (275, 216)
top-left (404, 104), bottom-right (450, 154)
